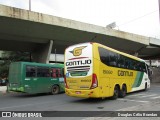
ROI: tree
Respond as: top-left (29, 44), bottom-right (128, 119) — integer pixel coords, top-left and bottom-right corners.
top-left (0, 51), bottom-right (30, 78)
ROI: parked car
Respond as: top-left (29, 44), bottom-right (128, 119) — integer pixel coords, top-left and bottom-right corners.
top-left (0, 78), bottom-right (8, 86)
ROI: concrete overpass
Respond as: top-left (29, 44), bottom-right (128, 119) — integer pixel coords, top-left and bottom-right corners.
top-left (0, 4), bottom-right (160, 63)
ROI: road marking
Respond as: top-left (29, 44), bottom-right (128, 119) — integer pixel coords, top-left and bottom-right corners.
top-left (118, 98), bottom-right (149, 103)
top-left (0, 101), bottom-right (54, 110)
top-left (150, 96), bottom-right (160, 99)
top-left (140, 94), bottom-right (157, 98)
top-left (128, 93), bottom-right (146, 97)
top-left (151, 85), bottom-right (160, 88)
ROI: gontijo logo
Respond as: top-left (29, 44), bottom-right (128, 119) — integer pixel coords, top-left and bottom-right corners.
top-left (69, 46), bottom-right (86, 56)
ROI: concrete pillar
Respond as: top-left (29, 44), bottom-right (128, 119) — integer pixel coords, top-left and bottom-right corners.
top-left (32, 40), bottom-right (53, 63)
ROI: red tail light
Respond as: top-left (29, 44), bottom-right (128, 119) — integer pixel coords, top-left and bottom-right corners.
top-left (90, 73), bottom-right (98, 89)
top-left (64, 76), bottom-right (69, 89)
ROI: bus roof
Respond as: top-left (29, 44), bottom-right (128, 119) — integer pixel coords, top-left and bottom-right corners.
top-left (66, 42), bottom-right (145, 63)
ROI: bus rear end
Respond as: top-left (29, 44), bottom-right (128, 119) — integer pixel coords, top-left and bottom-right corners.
top-left (8, 62), bottom-right (24, 92)
top-left (64, 43), bottom-right (99, 98)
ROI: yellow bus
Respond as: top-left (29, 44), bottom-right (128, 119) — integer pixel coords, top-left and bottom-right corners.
top-left (64, 42), bottom-right (150, 99)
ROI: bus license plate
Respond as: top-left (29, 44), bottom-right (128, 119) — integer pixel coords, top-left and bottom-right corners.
top-left (76, 91), bottom-right (81, 94)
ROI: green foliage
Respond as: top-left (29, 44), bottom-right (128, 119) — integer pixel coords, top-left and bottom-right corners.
top-left (0, 51), bottom-right (30, 78)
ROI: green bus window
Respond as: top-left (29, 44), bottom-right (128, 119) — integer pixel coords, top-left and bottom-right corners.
top-left (55, 69), bottom-right (61, 77)
top-left (26, 66), bottom-right (36, 77)
top-left (37, 67), bottom-right (50, 77)
top-left (62, 68), bottom-right (64, 77)
top-left (51, 68), bottom-right (57, 78)
top-left (57, 69), bottom-right (62, 77)
top-left (51, 68), bottom-right (63, 78)
top-left (56, 69), bottom-right (60, 77)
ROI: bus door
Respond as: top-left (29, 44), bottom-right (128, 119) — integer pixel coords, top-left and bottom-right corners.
top-left (25, 65), bottom-right (37, 93)
top-left (36, 67), bottom-right (51, 93)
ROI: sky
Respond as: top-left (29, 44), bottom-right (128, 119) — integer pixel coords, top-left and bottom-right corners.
top-left (0, 0), bottom-right (159, 39)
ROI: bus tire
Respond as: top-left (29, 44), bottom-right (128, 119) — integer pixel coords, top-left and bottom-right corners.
top-left (144, 83), bottom-right (147, 91)
top-left (50, 85), bottom-right (60, 95)
top-left (119, 85), bottom-right (126, 98)
top-left (112, 86), bottom-right (119, 100)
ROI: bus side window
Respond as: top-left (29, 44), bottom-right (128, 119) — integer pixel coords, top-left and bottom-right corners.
top-left (56, 69), bottom-right (62, 78)
top-left (26, 66), bottom-right (36, 77)
top-left (37, 67), bottom-right (50, 77)
top-left (51, 68), bottom-right (57, 78)
top-left (56, 69), bottom-right (59, 77)
top-left (62, 68), bottom-right (64, 77)
top-left (124, 59), bottom-right (129, 69)
top-left (109, 52), bottom-right (117, 67)
top-left (51, 68), bottom-right (63, 78)
top-left (98, 47), bottom-right (110, 66)
top-left (117, 55), bottom-right (125, 68)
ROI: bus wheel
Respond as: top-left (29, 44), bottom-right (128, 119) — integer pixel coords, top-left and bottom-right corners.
top-left (112, 86), bottom-right (119, 100)
top-left (119, 85), bottom-right (126, 98)
top-left (51, 85), bottom-right (60, 95)
top-left (144, 83), bottom-right (147, 91)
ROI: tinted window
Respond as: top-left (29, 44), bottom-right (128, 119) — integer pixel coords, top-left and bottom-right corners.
top-left (117, 55), bottom-right (125, 68)
top-left (26, 66), bottom-right (36, 77)
top-left (99, 47), bottom-right (118, 67)
top-left (37, 67), bottom-right (50, 77)
top-left (109, 52), bottom-right (118, 67)
top-left (62, 68), bottom-right (64, 77)
top-left (141, 63), bottom-right (147, 73)
top-left (98, 47), bottom-right (147, 72)
top-left (51, 68), bottom-right (63, 78)
top-left (98, 47), bottom-right (110, 65)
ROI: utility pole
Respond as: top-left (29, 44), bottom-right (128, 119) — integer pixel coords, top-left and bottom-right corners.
top-left (159, 0), bottom-right (160, 23)
top-left (55, 49), bottom-right (57, 63)
top-left (29, 0), bottom-right (31, 11)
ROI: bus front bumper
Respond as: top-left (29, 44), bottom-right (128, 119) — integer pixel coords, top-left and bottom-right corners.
top-left (65, 88), bottom-right (99, 98)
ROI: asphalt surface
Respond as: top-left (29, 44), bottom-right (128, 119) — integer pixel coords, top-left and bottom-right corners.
top-left (0, 83), bottom-right (160, 120)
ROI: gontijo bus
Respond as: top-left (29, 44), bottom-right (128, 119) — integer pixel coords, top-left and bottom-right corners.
top-left (8, 62), bottom-right (65, 94)
top-left (64, 42), bottom-right (150, 99)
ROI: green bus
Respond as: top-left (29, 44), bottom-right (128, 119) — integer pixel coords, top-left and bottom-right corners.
top-left (8, 62), bottom-right (65, 94)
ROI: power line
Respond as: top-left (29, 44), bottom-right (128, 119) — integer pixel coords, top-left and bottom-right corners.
top-left (118, 10), bottom-right (158, 27)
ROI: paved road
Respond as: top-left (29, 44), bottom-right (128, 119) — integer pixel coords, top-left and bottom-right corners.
top-left (0, 83), bottom-right (160, 120)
